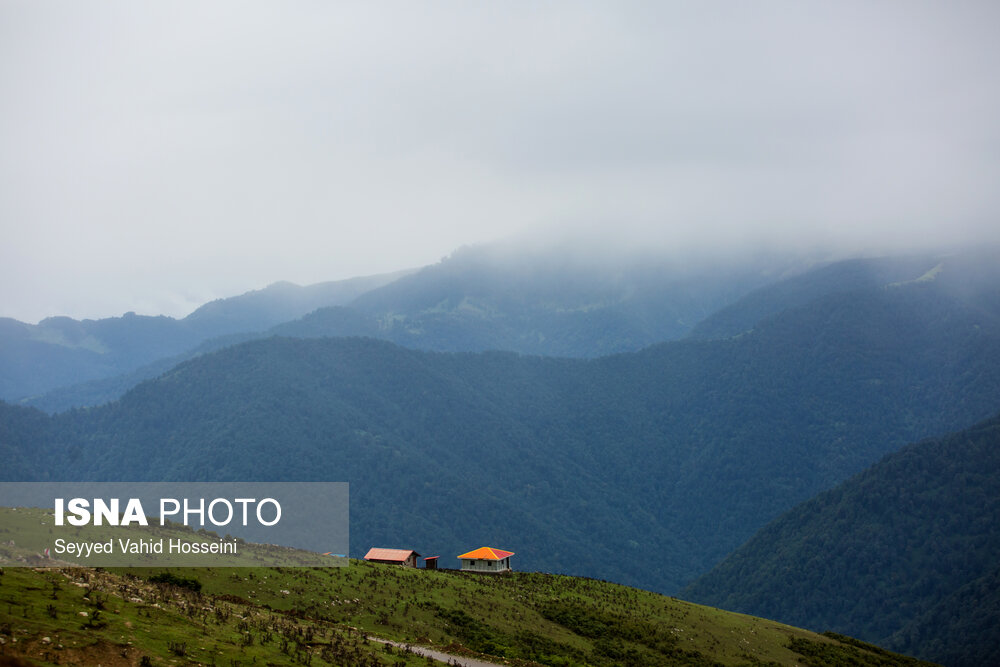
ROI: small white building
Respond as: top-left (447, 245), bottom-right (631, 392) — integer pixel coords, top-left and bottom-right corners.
top-left (457, 546), bottom-right (514, 573)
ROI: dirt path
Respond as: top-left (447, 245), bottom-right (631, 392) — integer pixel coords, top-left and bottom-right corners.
top-left (367, 636), bottom-right (509, 667)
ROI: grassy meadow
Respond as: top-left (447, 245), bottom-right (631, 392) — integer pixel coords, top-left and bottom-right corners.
top-left (0, 558), bottom-right (938, 667)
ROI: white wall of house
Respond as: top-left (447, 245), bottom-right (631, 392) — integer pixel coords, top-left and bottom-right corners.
top-left (460, 557), bottom-right (511, 572)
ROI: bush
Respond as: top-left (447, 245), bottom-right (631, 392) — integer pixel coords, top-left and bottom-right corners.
top-left (148, 571), bottom-right (202, 592)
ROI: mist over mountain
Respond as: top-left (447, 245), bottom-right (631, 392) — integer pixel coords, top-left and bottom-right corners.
top-left (5, 250), bottom-right (999, 599)
top-left (15, 243), bottom-right (809, 412)
top-left (341, 242), bottom-right (806, 356)
top-left (30, 244), bottom-right (988, 416)
top-left (690, 248), bottom-right (1000, 340)
top-left (683, 413), bottom-right (1000, 667)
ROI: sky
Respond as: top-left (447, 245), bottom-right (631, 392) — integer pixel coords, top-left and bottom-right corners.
top-left (2, 1), bottom-right (1000, 323)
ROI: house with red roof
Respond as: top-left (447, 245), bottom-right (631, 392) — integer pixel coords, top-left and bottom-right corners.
top-left (363, 547), bottom-right (421, 567)
top-left (457, 546), bottom-right (514, 573)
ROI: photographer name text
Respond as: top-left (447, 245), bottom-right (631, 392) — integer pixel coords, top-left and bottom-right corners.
top-left (53, 537), bottom-right (239, 558)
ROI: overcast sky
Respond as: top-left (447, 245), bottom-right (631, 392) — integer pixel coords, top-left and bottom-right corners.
top-left (2, 1), bottom-right (999, 323)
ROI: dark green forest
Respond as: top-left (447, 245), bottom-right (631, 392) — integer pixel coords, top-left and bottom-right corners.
top-left (3, 250), bottom-right (1000, 666)
top-left (684, 414), bottom-right (1000, 667)
top-left (6, 271), bottom-right (1000, 595)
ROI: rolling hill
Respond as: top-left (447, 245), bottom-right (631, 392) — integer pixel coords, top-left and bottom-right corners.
top-left (0, 554), bottom-right (937, 667)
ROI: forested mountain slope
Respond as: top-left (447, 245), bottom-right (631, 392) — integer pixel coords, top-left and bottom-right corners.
top-left (0, 401), bottom-right (54, 481)
top-left (23, 331), bottom-right (263, 414)
top-left (683, 414), bottom-right (1000, 667)
top-left (687, 254), bottom-right (938, 339)
top-left (19, 245), bottom-right (802, 412)
top-left (688, 249), bottom-right (1000, 340)
top-left (5, 266), bottom-right (1000, 595)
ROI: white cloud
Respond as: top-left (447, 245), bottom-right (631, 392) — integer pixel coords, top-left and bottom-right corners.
top-left (2, 1), bottom-right (999, 322)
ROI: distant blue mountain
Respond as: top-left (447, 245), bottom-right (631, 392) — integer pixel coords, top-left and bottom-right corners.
top-left (16, 244), bottom-right (805, 411)
top-left (5, 248), bottom-right (999, 599)
top-left (0, 271), bottom-right (408, 403)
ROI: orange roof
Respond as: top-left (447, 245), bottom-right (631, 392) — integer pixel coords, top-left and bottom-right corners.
top-left (364, 548), bottom-right (420, 562)
top-left (457, 546), bottom-right (514, 560)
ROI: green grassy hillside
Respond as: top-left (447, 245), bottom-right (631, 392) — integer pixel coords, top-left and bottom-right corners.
top-left (0, 561), bottom-right (937, 667)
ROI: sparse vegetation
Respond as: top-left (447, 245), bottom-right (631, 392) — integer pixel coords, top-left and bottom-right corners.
top-left (0, 560), bottom-right (937, 666)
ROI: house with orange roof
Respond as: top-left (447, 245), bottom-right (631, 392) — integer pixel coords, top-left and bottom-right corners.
top-left (457, 546), bottom-right (514, 573)
top-left (363, 547), bottom-right (421, 567)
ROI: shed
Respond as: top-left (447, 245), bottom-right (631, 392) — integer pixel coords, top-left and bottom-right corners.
top-left (363, 547), bottom-right (421, 567)
top-left (457, 546), bottom-right (514, 573)
top-left (423, 556), bottom-right (440, 570)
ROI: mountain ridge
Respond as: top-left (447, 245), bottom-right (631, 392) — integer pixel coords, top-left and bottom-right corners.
top-left (0, 270), bottom-right (408, 403)
top-left (683, 412), bottom-right (1000, 667)
top-left (16, 246), bottom-right (812, 412)
top-left (5, 260), bottom-right (1000, 597)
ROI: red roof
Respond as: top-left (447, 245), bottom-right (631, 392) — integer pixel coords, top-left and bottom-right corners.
top-left (457, 546), bottom-right (514, 560)
top-left (364, 548), bottom-right (420, 562)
